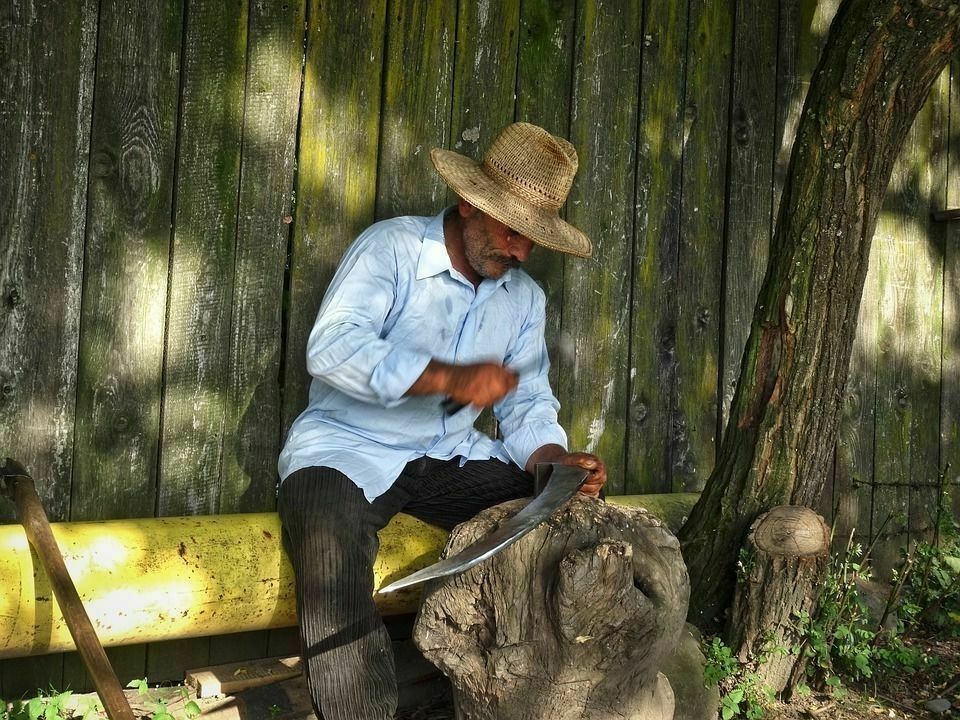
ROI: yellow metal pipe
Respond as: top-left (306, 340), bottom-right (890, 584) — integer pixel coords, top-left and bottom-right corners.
top-left (0, 494), bottom-right (697, 659)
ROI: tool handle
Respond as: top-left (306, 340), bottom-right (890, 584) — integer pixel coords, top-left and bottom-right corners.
top-left (441, 397), bottom-right (467, 415)
top-left (4, 464), bottom-right (135, 720)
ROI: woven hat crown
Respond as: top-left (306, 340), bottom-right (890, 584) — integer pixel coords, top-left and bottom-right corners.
top-left (481, 122), bottom-right (578, 211)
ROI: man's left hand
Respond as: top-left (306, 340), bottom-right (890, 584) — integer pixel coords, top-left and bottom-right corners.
top-left (526, 444), bottom-right (607, 497)
top-left (556, 452), bottom-right (607, 497)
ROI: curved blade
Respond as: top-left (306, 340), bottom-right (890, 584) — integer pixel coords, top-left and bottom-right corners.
top-left (377, 463), bottom-right (587, 594)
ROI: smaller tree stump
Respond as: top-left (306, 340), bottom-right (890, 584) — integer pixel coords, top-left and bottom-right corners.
top-left (413, 495), bottom-right (690, 720)
top-left (725, 505), bottom-right (829, 694)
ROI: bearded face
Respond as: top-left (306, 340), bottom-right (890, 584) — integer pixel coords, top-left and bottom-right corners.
top-left (461, 209), bottom-right (533, 280)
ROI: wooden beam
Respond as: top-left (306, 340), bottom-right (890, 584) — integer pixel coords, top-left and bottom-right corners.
top-left (0, 494), bottom-right (697, 659)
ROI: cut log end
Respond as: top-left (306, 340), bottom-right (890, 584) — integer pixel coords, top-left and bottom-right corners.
top-left (751, 505), bottom-right (830, 557)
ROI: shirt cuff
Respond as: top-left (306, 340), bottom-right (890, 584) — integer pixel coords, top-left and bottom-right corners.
top-left (369, 348), bottom-right (434, 406)
top-left (503, 421), bottom-right (568, 470)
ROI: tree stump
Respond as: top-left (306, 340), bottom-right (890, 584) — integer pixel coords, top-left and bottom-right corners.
top-left (725, 505), bottom-right (830, 694)
top-left (413, 495), bottom-right (690, 720)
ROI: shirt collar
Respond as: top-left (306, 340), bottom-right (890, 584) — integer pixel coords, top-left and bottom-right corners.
top-left (416, 208), bottom-right (454, 280)
top-left (415, 206), bottom-right (514, 290)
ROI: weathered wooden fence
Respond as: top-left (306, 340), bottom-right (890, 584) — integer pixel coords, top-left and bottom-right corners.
top-left (2, 0), bottom-right (958, 694)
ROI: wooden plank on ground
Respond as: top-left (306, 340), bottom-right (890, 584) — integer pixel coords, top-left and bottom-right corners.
top-left (944, 57), bottom-right (960, 524)
top-left (671, 0), bottom-right (732, 492)
top-left (561, 0), bottom-right (642, 494)
top-left (871, 86), bottom-right (943, 579)
top-left (719, 0), bottom-right (778, 441)
top-left (152, 0), bottom-right (250, 681)
top-left (376, 0), bottom-right (456, 220)
top-left (516, 0), bottom-right (576, 391)
top-left (187, 656), bottom-right (301, 698)
top-left (628, 0), bottom-right (690, 494)
top-left (0, 0), bottom-right (98, 696)
top-left (281, 0), bottom-right (388, 435)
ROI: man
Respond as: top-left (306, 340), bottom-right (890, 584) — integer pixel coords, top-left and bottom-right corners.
top-left (278, 121), bottom-right (607, 719)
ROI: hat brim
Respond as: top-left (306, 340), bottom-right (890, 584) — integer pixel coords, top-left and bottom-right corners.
top-left (431, 148), bottom-right (593, 259)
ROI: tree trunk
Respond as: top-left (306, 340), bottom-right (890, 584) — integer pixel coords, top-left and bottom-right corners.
top-left (725, 506), bottom-right (830, 694)
top-left (678, 0), bottom-right (960, 627)
top-left (413, 495), bottom-right (689, 720)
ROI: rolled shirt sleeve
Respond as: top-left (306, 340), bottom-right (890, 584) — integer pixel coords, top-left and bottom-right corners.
top-left (305, 230), bottom-right (431, 407)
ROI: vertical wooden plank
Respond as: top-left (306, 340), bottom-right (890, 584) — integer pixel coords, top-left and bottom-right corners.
top-left (945, 59), bottom-right (960, 526)
top-left (516, 0), bottom-right (576, 391)
top-left (628, 0), bottom-right (689, 493)
top-left (281, 3), bottom-right (388, 434)
top-left (210, 0), bottom-right (307, 667)
top-left (719, 0), bottom-right (778, 440)
top-left (448, 0), bottom-right (521, 162)
top-left (445, 0), bottom-right (521, 436)
top-left (62, 0), bottom-right (184, 689)
top-left (914, 70), bottom-right (950, 545)
top-left (0, 0), bottom-right (98, 695)
top-left (221, 0), bottom-right (304, 519)
top-left (872, 92), bottom-right (943, 578)
top-left (71, 0), bottom-right (182, 522)
top-left (152, 0), bottom-right (249, 681)
top-left (376, 0), bottom-right (456, 220)
top-left (672, 0), bottom-right (733, 492)
top-left (562, 0), bottom-right (642, 494)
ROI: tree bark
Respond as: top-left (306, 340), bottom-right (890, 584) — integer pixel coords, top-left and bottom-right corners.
top-left (725, 506), bottom-right (830, 694)
top-left (413, 495), bottom-right (689, 720)
top-left (678, 0), bottom-right (960, 627)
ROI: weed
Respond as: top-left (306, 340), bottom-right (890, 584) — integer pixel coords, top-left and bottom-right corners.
top-left (1, 681), bottom-right (199, 720)
top-left (703, 636), bottom-right (776, 719)
top-left (126, 679), bottom-right (201, 720)
top-left (792, 527), bottom-right (933, 694)
top-left (894, 504), bottom-right (960, 636)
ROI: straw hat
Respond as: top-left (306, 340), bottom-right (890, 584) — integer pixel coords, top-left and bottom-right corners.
top-left (431, 122), bottom-right (592, 258)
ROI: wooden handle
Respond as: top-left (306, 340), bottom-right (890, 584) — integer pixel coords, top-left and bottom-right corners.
top-left (10, 475), bottom-right (135, 720)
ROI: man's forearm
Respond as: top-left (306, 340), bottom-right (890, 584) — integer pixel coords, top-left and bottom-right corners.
top-left (524, 444), bottom-right (568, 474)
top-left (406, 359), bottom-right (454, 397)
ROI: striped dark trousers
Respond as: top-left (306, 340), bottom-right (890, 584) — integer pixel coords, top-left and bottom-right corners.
top-left (278, 457), bottom-right (533, 720)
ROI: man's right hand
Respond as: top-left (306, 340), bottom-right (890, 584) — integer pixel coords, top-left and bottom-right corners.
top-left (407, 360), bottom-right (518, 408)
top-left (444, 362), bottom-right (518, 408)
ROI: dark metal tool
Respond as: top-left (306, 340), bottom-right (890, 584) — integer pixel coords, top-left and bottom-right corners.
top-left (0, 458), bottom-right (135, 720)
top-left (377, 462), bottom-right (587, 594)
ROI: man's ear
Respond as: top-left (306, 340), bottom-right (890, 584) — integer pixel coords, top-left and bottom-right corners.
top-left (458, 198), bottom-right (478, 219)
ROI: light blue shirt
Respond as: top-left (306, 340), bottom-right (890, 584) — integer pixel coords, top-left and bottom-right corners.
top-left (278, 208), bottom-right (568, 502)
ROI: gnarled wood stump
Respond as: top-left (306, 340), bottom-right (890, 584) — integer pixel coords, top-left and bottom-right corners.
top-left (413, 495), bottom-right (690, 720)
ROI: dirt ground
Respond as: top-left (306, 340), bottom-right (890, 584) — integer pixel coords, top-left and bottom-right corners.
top-left (746, 636), bottom-right (959, 720)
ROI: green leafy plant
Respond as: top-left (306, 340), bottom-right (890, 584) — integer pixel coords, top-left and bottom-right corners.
top-left (1, 690), bottom-right (101, 720)
top-left (703, 636), bottom-right (776, 719)
top-left (893, 500), bottom-right (960, 635)
top-left (793, 526), bottom-right (932, 695)
top-left (126, 679), bottom-right (201, 720)
top-left (1, 681), bottom-right (199, 720)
